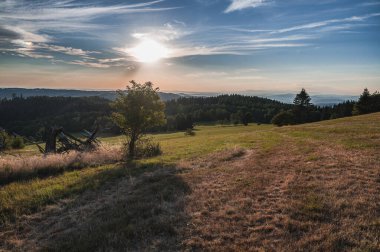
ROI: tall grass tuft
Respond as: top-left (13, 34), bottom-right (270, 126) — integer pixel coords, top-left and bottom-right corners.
top-left (0, 146), bottom-right (123, 185)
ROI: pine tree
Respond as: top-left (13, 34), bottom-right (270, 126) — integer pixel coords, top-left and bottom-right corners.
top-left (293, 88), bottom-right (312, 107)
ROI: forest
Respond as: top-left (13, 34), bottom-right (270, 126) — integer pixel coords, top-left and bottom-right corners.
top-left (0, 88), bottom-right (379, 141)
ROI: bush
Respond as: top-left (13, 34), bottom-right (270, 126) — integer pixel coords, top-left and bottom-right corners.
top-left (0, 130), bottom-right (12, 150)
top-left (271, 110), bottom-right (296, 126)
top-left (184, 128), bottom-right (196, 136)
top-left (124, 138), bottom-right (162, 159)
top-left (11, 136), bottom-right (25, 149)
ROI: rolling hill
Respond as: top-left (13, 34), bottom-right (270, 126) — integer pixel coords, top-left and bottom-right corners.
top-left (0, 113), bottom-right (379, 251)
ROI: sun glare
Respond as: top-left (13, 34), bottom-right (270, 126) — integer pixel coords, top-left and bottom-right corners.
top-left (130, 39), bottom-right (169, 63)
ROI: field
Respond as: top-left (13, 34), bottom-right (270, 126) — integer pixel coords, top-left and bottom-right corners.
top-left (0, 113), bottom-right (379, 251)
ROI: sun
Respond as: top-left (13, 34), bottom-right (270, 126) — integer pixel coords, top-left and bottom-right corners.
top-left (130, 39), bottom-right (169, 63)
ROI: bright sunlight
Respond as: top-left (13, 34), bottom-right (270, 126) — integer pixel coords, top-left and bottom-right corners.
top-left (129, 39), bottom-right (169, 63)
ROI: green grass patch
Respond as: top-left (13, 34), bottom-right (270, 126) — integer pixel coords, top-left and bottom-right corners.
top-left (1, 113), bottom-right (379, 229)
top-left (0, 163), bottom-right (126, 225)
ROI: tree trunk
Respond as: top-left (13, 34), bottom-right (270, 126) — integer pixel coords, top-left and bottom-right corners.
top-left (128, 132), bottom-right (137, 159)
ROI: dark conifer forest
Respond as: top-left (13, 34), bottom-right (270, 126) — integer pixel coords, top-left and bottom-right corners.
top-left (1, 89), bottom-right (379, 139)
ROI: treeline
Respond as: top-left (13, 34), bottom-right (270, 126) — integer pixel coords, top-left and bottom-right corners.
top-left (164, 95), bottom-right (293, 130)
top-left (271, 88), bottom-right (379, 126)
top-left (0, 89), bottom-right (379, 139)
top-left (0, 94), bottom-right (291, 137)
top-left (0, 96), bottom-right (115, 139)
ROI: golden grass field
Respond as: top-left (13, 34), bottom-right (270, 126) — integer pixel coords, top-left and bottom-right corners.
top-left (0, 113), bottom-right (379, 251)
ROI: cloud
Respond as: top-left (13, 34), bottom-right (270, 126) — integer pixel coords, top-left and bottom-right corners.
top-left (0, 0), bottom-right (181, 68)
top-left (131, 22), bottom-right (192, 42)
top-left (274, 13), bottom-right (380, 33)
top-left (39, 44), bottom-right (98, 56)
top-left (166, 42), bottom-right (310, 58)
top-left (1, 39), bottom-right (100, 61)
top-left (224, 0), bottom-right (269, 13)
top-left (2, 25), bottom-right (50, 43)
top-left (69, 60), bottom-right (110, 69)
top-left (0, 26), bottom-right (20, 41)
top-left (2, 40), bottom-right (54, 59)
top-left (0, 0), bottom-right (177, 21)
top-left (119, 22), bottom-right (314, 61)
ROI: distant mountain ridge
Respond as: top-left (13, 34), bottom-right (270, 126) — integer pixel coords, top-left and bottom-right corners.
top-left (0, 88), bottom-right (358, 105)
top-left (173, 91), bottom-right (358, 106)
top-left (253, 93), bottom-right (358, 106)
top-left (0, 88), bottom-right (181, 101)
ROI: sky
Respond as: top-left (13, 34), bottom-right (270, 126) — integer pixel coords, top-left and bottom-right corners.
top-left (0, 0), bottom-right (380, 94)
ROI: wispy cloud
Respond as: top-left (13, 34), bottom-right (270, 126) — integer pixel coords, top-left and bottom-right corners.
top-left (1, 0), bottom-right (379, 71)
top-left (131, 22), bottom-right (191, 42)
top-left (274, 13), bottom-right (380, 33)
top-left (225, 0), bottom-right (269, 13)
top-left (185, 68), bottom-right (266, 81)
top-left (0, 0), bottom-right (176, 21)
top-left (69, 60), bottom-right (110, 69)
top-left (0, 0), bottom-right (179, 68)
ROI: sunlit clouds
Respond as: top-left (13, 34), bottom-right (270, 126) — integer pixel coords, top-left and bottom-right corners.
top-left (0, 0), bottom-right (379, 93)
top-left (225, 0), bottom-right (269, 13)
top-left (128, 39), bottom-right (170, 63)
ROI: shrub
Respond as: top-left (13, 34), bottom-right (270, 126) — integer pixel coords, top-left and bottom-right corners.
top-left (271, 110), bottom-right (296, 126)
top-left (11, 136), bottom-right (25, 149)
top-left (184, 128), bottom-right (196, 136)
top-left (124, 138), bottom-right (162, 159)
top-left (0, 130), bottom-right (12, 150)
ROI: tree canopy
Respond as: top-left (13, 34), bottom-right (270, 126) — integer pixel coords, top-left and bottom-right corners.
top-left (353, 88), bottom-right (380, 115)
top-left (293, 88), bottom-right (312, 107)
top-left (111, 81), bottom-right (166, 158)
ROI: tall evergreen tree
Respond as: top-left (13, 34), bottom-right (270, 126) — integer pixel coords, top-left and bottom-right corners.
top-left (293, 88), bottom-right (312, 107)
top-left (293, 88), bottom-right (313, 123)
top-left (353, 88), bottom-right (371, 115)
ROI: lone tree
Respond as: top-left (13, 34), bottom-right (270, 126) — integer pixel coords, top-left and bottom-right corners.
top-left (293, 88), bottom-right (312, 123)
top-left (111, 81), bottom-right (166, 159)
top-left (353, 88), bottom-right (371, 115)
top-left (293, 88), bottom-right (312, 107)
top-left (272, 88), bottom-right (313, 126)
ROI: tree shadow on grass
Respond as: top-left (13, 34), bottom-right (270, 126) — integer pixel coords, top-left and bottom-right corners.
top-left (0, 161), bottom-right (114, 186)
top-left (38, 162), bottom-right (190, 251)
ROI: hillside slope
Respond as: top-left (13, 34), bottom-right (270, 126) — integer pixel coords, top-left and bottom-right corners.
top-left (1, 113), bottom-right (379, 251)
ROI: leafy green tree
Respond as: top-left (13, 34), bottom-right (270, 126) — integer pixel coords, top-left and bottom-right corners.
top-left (111, 81), bottom-right (166, 159)
top-left (271, 110), bottom-right (295, 126)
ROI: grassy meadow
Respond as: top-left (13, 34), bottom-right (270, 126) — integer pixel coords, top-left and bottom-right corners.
top-left (0, 113), bottom-right (379, 251)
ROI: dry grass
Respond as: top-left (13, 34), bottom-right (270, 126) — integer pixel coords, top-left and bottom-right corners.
top-left (0, 113), bottom-right (379, 251)
top-left (180, 137), bottom-right (380, 251)
top-left (0, 146), bottom-right (123, 185)
top-left (0, 163), bottom-right (189, 251)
